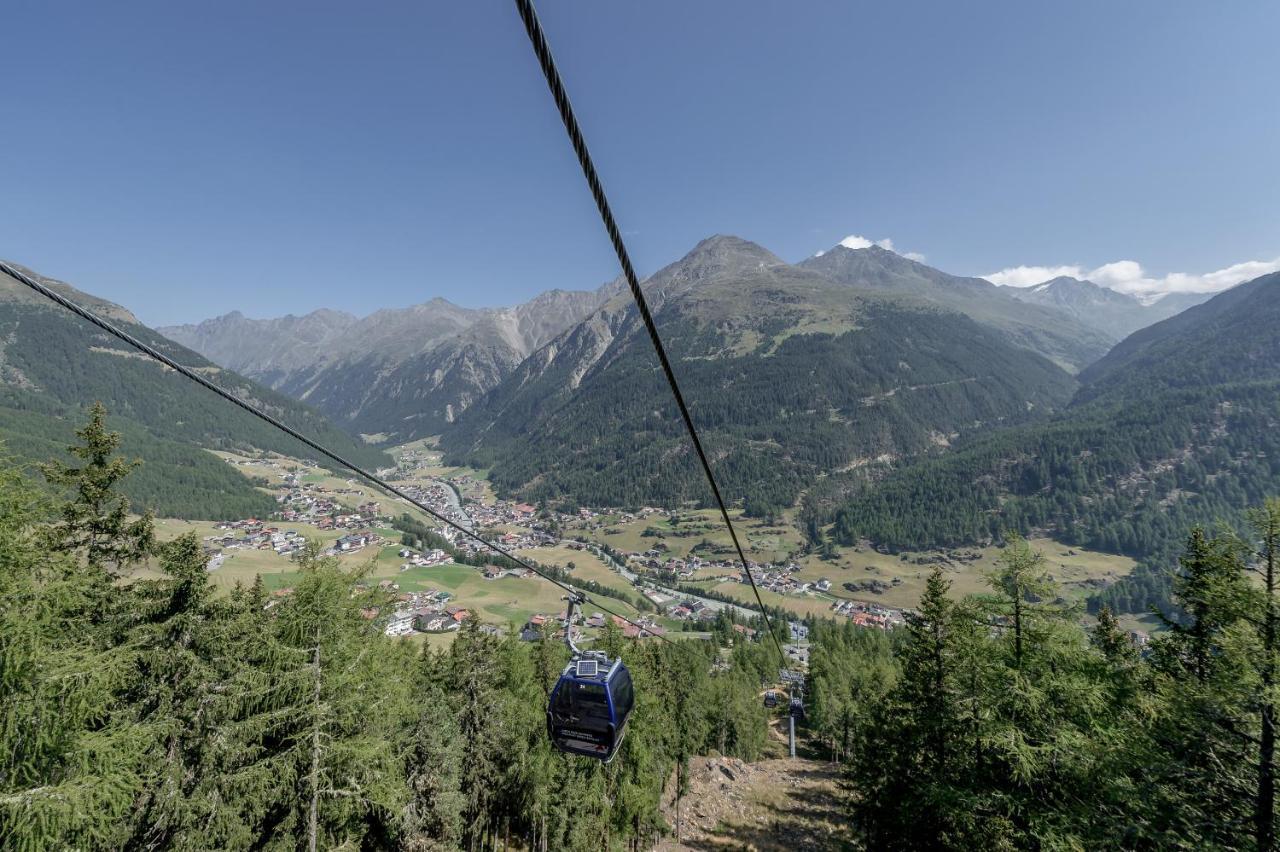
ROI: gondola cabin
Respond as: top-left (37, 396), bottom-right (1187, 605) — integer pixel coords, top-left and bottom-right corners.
top-left (763, 690), bottom-right (778, 708)
top-left (547, 656), bottom-right (634, 762)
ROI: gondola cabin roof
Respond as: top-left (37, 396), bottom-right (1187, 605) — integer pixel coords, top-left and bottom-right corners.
top-left (558, 655), bottom-right (621, 683)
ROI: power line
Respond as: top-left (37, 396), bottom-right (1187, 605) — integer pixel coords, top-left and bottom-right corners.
top-left (511, 0), bottom-right (791, 668)
top-left (0, 259), bottom-right (688, 651)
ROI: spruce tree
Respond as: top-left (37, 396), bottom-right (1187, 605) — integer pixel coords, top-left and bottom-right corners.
top-left (39, 402), bottom-right (154, 576)
top-left (403, 649), bottom-right (465, 851)
top-left (450, 618), bottom-right (504, 849)
top-left (851, 567), bottom-right (972, 848)
top-left (1144, 528), bottom-right (1258, 847)
top-left (1091, 605), bottom-right (1136, 667)
top-left (115, 532), bottom-right (234, 849)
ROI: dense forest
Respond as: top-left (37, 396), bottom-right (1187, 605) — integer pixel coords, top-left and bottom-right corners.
top-left (6, 408), bottom-right (1280, 849)
top-left (807, 519), bottom-right (1280, 850)
top-left (818, 380), bottom-right (1280, 615)
top-left (0, 394), bottom-right (278, 519)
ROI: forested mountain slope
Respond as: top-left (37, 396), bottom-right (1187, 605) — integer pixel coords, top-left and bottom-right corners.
top-left (0, 262), bottom-right (389, 518)
top-left (163, 285), bottom-right (615, 441)
top-left (822, 271), bottom-right (1280, 614)
top-left (442, 236), bottom-right (1078, 513)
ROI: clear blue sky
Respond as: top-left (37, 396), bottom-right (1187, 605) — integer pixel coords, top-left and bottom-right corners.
top-left (4, 0), bottom-right (1278, 325)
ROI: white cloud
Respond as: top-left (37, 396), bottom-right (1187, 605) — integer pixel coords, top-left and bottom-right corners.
top-left (982, 264), bottom-right (1086, 288)
top-left (983, 256), bottom-right (1280, 296)
top-left (834, 234), bottom-right (924, 263)
top-left (834, 232), bottom-right (896, 249)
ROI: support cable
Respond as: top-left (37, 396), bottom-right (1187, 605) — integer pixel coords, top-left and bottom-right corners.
top-left (0, 259), bottom-right (685, 651)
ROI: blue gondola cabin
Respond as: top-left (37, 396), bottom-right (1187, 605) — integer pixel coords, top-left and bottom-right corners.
top-left (547, 656), bottom-right (635, 762)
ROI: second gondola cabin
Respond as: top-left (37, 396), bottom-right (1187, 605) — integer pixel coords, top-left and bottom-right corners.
top-left (547, 656), bottom-right (635, 762)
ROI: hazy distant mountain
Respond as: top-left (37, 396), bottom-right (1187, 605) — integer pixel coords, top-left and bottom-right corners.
top-left (799, 246), bottom-right (1115, 371)
top-left (1004, 276), bottom-right (1213, 340)
top-left (1145, 290), bottom-right (1218, 315)
top-left (441, 235), bottom-right (1079, 511)
top-left (0, 262), bottom-right (388, 519)
top-left (1078, 270), bottom-right (1280, 396)
top-left (162, 285), bottom-right (618, 441)
top-left (159, 308), bottom-right (360, 381)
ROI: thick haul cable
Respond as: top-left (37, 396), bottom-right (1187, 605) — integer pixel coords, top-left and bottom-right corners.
top-left (511, 0), bottom-right (790, 667)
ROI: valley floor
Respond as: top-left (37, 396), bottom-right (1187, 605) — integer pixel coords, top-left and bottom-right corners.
top-left (146, 438), bottom-right (1151, 646)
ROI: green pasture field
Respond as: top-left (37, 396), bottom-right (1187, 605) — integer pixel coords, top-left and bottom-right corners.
top-left (588, 509), bottom-right (802, 563)
top-left (791, 537), bottom-right (1136, 612)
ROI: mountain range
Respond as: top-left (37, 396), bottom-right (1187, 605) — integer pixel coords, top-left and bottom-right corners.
top-left (165, 238), bottom-right (1206, 452)
top-left (5, 235), bottom-right (1267, 618)
top-left (799, 247), bottom-right (1117, 370)
top-left (1003, 275), bottom-right (1211, 340)
top-left (161, 285), bottom-right (619, 440)
top-left (437, 235), bottom-right (1080, 511)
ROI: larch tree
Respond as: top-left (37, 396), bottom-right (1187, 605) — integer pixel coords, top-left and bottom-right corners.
top-left (0, 462), bottom-right (147, 850)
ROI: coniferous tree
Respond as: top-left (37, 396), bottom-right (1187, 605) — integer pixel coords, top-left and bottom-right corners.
top-left (449, 618), bottom-right (505, 849)
top-left (116, 532), bottom-right (230, 849)
top-left (1091, 604), bottom-right (1136, 667)
top-left (39, 402), bottom-right (154, 576)
top-left (1143, 528), bottom-right (1258, 847)
top-left (1248, 499), bottom-right (1280, 851)
top-left (984, 532), bottom-right (1056, 671)
top-left (403, 649), bottom-right (465, 851)
top-left (0, 461), bottom-right (146, 850)
top-left (200, 545), bottom-right (412, 850)
top-left (851, 567), bottom-right (975, 848)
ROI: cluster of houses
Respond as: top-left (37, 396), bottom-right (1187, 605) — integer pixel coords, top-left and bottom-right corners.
top-left (276, 482), bottom-right (383, 531)
top-left (830, 599), bottom-right (906, 631)
top-left (382, 589), bottom-right (467, 637)
top-left (397, 481), bottom-right (473, 530)
top-left (453, 527), bottom-right (557, 557)
top-left (207, 519), bottom-right (306, 558)
top-left (622, 548), bottom-right (830, 598)
top-left (666, 598), bottom-right (719, 623)
top-left (397, 547), bottom-right (452, 571)
top-left (325, 530), bottom-right (381, 556)
top-left (518, 611), bottom-right (667, 643)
